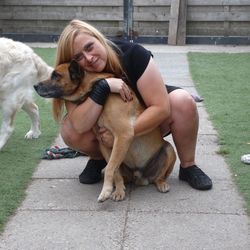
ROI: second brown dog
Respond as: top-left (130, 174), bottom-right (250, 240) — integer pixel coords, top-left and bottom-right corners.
top-left (34, 60), bottom-right (176, 202)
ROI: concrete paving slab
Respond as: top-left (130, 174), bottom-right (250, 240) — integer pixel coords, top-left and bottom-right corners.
top-left (197, 107), bottom-right (217, 135)
top-left (123, 212), bottom-right (249, 250)
top-left (19, 176), bottom-right (245, 215)
top-left (0, 211), bottom-right (125, 250)
top-left (154, 53), bottom-right (194, 87)
top-left (128, 179), bottom-right (246, 215)
top-left (33, 156), bottom-right (87, 179)
top-left (21, 179), bottom-right (128, 211)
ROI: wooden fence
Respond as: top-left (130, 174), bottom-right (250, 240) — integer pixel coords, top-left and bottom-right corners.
top-left (0, 0), bottom-right (249, 44)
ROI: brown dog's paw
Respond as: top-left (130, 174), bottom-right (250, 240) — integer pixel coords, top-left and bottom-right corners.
top-left (155, 180), bottom-right (170, 193)
top-left (97, 186), bottom-right (113, 202)
top-left (111, 189), bottom-right (126, 201)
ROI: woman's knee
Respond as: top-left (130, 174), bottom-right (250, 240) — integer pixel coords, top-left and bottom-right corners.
top-left (60, 118), bottom-right (98, 155)
top-left (60, 118), bottom-right (78, 147)
top-left (170, 89), bottom-right (197, 117)
top-left (160, 90), bottom-right (198, 135)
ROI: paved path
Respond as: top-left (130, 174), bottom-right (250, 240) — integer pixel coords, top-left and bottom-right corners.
top-left (0, 45), bottom-right (250, 250)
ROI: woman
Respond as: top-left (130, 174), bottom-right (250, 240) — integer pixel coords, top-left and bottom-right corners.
top-left (55, 19), bottom-right (212, 190)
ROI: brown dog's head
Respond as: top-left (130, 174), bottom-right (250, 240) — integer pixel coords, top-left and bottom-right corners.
top-left (34, 60), bottom-right (83, 100)
top-left (34, 60), bottom-right (114, 121)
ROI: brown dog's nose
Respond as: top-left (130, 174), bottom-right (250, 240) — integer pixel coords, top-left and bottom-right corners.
top-left (33, 84), bottom-right (38, 91)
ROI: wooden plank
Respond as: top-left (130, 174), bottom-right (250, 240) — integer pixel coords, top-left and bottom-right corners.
top-left (1, 1), bottom-right (250, 41)
top-left (177, 0), bottom-right (187, 44)
top-left (0, 0), bottom-right (123, 6)
top-left (231, 5), bottom-right (250, 11)
top-left (188, 22), bottom-right (225, 36)
top-left (134, 6), bottom-right (171, 21)
top-left (223, 5), bottom-right (230, 36)
top-left (188, 0), bottom-right (250, 6)
top-left (133, 0), bottom-right (171, 6)
top-left (133, 12), bottom-right (170, 22)
top-left (133, 21), bottom-right (169, 36)
top-left (188, 21), bottom-right (250, 36)
top-left (0, 20), bottom-right (122, 36)
top-left (230, 21), bottom-right (250, 35)
top-left (0, 6), bottom-right (123, 21)
top-left (136, 6), bottom-right (171, 13)
top-left (168, 0), bottom-right (180, 44)
top-left (188, 11), bottom-right (250, 22)
top-left (168, 0), bottom-right (187, 45)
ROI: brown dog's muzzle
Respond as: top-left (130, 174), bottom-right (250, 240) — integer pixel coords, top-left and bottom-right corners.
top-left (34, 81), bottom-right (64, 98)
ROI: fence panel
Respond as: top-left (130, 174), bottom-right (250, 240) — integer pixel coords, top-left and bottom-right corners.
top-left (0, 0), bottom-right (249, 44)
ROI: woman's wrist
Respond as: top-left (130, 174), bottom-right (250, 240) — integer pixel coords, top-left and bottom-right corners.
top-left (89, 79), bottom-right (110, 105)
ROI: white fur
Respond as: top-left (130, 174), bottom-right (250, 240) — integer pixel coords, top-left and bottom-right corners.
top-left (0, 37), bottom-right (53, 151)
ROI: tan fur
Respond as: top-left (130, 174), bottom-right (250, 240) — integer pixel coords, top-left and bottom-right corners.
top-left (35, 62), bottom-right (176, 202)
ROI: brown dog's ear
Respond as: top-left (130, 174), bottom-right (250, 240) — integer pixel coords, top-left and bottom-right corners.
top-left (69, 60), bottom-right (84, 83)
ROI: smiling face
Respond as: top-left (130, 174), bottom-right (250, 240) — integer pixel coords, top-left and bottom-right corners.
top-left (72, 33), bottom-right (108, 73)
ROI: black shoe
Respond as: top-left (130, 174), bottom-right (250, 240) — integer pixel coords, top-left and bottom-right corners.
top-left (179, 165), bottom-right (212, 190)
top-left (79, 159), bottom-right (106, 184)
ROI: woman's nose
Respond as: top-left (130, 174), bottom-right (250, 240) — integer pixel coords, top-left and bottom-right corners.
top-left (84, 52), bottom-right (93, 62)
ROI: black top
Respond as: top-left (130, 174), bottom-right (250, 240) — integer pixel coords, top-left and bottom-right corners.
top-left (112, 40), bottom-right (180, 105)
top-left (113, 40), bottom-right (152, 104)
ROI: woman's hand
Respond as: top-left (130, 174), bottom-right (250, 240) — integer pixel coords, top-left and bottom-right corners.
top-left (97, 127), bottom-right (114, 148)
top-left (106, 78), bottom-right (133, 102)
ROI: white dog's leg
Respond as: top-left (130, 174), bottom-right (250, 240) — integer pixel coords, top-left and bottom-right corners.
top-left (22, 101), bottom-right (41, 139)
top-left (0, 107), bottom-right (16, 150)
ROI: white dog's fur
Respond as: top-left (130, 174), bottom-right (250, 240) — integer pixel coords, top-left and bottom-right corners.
top-left (0, 38), bottom-right (53, 150)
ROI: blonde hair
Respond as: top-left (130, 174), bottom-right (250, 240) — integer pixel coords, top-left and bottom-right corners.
top-left (53, 19), bottom-right (124, 121)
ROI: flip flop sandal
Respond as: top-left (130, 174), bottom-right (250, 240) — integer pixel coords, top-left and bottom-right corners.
top-left (241, 154), bottom-right (250, 164)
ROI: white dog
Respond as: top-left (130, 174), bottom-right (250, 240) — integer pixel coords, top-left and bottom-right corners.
top-left (0, 38), bottom-right (53, 151)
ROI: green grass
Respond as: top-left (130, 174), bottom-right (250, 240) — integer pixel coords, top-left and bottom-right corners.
top-left (188, 52), bottom-right (250, 214)
top-left (0, 48), bottom-right (58, 232)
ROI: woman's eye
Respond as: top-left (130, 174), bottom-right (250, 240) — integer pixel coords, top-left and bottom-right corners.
top-left (74, 52), bottom-right (83, 61)
top-left (86, 43), bottom-right (94, 52)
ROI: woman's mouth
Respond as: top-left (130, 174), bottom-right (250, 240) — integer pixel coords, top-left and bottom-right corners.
top-left (91, 58), bottom-right (104, 72)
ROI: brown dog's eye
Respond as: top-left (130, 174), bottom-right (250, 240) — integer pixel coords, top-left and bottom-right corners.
top-left (69, 60), bottom-right (84, 83)
top-left (51, 71), bottom-right (62, 80)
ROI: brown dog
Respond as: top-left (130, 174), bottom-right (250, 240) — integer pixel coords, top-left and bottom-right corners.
top-left (34, 61), bottom-right (176, 202)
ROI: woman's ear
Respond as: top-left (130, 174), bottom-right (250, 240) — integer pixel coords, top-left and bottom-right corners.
top-left (68, 60), bottom-right (84, 83)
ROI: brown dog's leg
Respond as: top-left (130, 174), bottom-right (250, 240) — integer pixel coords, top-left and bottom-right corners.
top-left (154, 141), bottom-right (176, 193)
top-left (98, 135), bottom-right (133, 202)
top-left (99, 144), bottom-right (126, 201)
top-left (111, 168), bottom-right (126, 201)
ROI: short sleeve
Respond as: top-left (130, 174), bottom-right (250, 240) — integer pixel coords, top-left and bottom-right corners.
top-left (128, 44), bottom-right (152, 82)
top-left (113, 40), bottom-right (153, 105)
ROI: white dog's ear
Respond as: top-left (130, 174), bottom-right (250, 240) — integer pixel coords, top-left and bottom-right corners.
top-left (69, 60), bottom-right (84, 83)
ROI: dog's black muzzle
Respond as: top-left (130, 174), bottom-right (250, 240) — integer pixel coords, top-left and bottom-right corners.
top-left (34, 83), bottom-right (64, 98)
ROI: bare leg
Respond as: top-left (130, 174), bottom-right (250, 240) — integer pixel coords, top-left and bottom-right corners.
top-left (161, 89), bottom-right (198, 168)
top-left (161, 89), bottom-right (212, 190)
top-left (60, 115), bottom-right (106, 184)
top-left (60, 115), bottom-right (102, 158)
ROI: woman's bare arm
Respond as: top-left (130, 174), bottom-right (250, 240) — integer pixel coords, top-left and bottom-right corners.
top-left (134, 57), bottom-right (171, 136)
